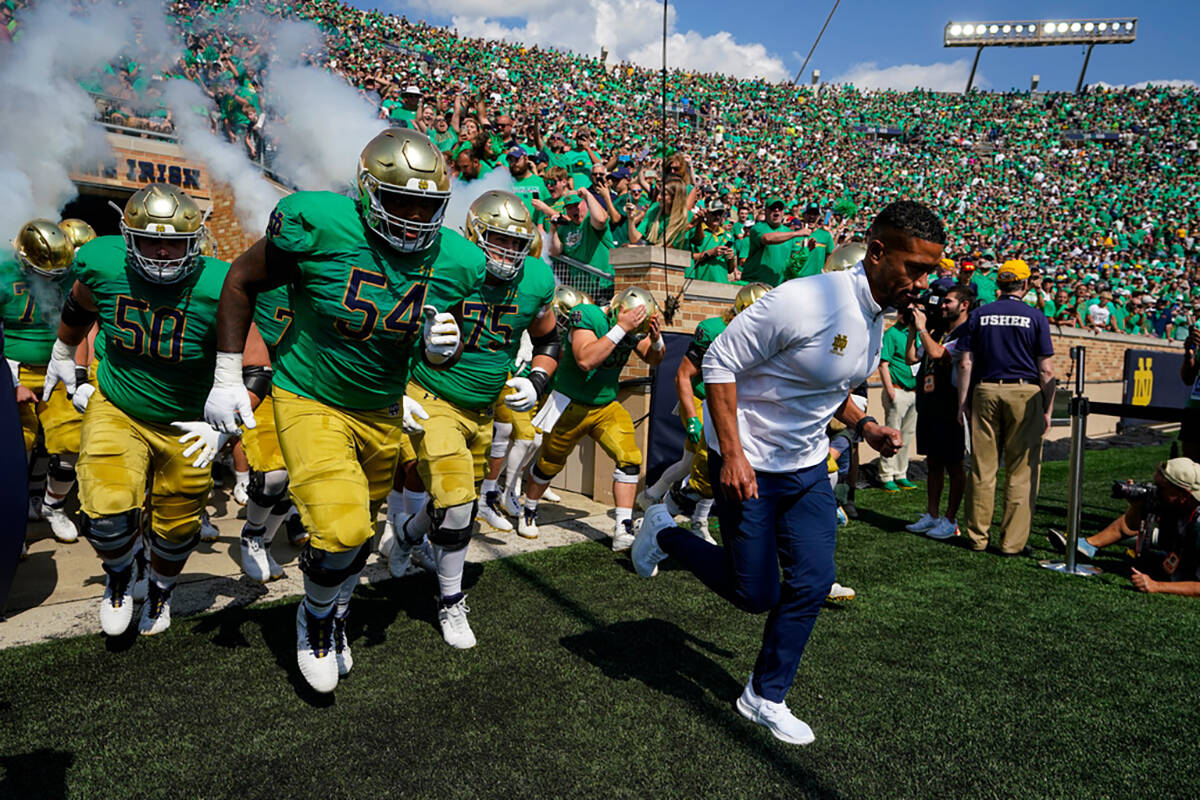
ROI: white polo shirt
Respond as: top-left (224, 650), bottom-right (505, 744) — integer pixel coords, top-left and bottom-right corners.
top-left (702, 263), bottom-right (885, 473)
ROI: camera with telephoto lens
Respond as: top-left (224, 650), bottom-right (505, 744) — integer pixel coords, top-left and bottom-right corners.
top-left (1112, 481), bottom-right (1165, 557)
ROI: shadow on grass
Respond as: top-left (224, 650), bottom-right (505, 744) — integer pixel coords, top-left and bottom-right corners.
top-left (0, 748), bottom-right (73, 799)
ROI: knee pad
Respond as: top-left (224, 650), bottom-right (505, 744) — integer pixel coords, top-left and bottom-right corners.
top-left (82, 511), bottom-right (140, 552)
top-left (490, 422), bottom-right (513, 458)
top-left (150, 531), bottom-right (201, 564)
top-left (529, 464), bottom-right (554, 485)
top-left (428, 502), bottom-right (476, 551)
top-left (248, 468), bottom-right (289, 507)
top-left (299, 543), bottom-right (371, 588)
top-left (613, 463), bottom-right (641, 485)
top-left (47, 453), bottom-right (77, 483)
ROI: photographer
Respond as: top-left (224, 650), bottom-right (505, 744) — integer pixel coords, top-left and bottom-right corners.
top-left (1049, 459), bottom-right (1200, 596)
top-left (904, 285), bottom-right (972, 539)
top-left (686, 199), bottom-right (737, 282)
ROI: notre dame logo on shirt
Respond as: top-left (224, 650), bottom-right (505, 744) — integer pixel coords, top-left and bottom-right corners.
top-left (564, 229), bottom-right (582, 249)
top-left (831, 334), bottom-right (848, 356)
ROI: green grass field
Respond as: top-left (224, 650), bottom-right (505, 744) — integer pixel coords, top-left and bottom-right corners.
top-left (3, 444), bottom-right (1198, 800)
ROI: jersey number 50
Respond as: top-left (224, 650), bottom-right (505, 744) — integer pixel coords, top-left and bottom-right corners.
top-left (112, 295), bottom-right (186, 362)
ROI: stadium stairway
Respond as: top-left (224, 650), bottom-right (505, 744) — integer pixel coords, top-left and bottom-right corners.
top-left (0, 489), bottom-right (614, 648)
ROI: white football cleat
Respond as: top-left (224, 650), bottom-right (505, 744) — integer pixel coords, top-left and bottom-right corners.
top-left (542, 486), bottom-right (562, 503)
top-left (479, 491), bottom-right (513, 532)
top-left (501, 488), bottom-right (522, 517)
top-left (296, 603), bottom-right (339, 694)
top-left (826, 582), bottom-right (856, 602)
top-left (240, 531), bottom-right (271, 582)
top-left (377, 517), bottom-right (396, 559)
top-left (198, 512), bottom-right (220, 542)
top-left (334, 609), bottom-right (353, 676)
top-left (691, 519), bottom-right (716, 545)
top-left (905, 513), bottom-right (938, 534)
top-left (411, 536), bottom-right (436, 573)
top-left (99, 564), bottom-right (136, 636)
top-left (517, 506), bottom-right (539, 539)
top-left (632, 504), bottom-right (674, 577)
top-left (138, 581), bottom-right (174, 635)
top-left (736, 678), bottom-right (815, 746)
top-left (438, 595), bottom-right (476, 649)
top-left (232, 481), bottom-right (249, 506)
top-left (43, 503), bottom-right (78, 543)
top-left (612, 518), bottom-right (636, 552)
top-left (266, 545), bottom-right (284, 580)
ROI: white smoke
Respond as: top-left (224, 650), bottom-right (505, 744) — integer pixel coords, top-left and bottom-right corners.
top-left (163, 79), bottom-right (278, 232)
top-left (0, 0), bottom-right (181, 243)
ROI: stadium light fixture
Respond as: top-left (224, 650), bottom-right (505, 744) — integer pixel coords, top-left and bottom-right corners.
top-left (944, 18), bottom-right (1138, 92)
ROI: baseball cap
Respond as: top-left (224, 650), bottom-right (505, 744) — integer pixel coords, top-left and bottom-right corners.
top-left (402, 85), bottom-right (422, 95)
top-left (506, 146), bottom-right (525, 160)
top-left (998, 259), bottom-right (1031, 282)
top-left (560, 191), bottom-right (583, 206)
top-left (611, 166), bottom-right (632, 180)
top-left (803, 203), bottom-right (820, 214)
top-left (765, 195), bottom-right (785, 209)
top-left (939, 257), bottom-right (956, 272)
top-left (1160, 458), bottom-right (1200, 502)
top-left (707, 198), bottom-right (727, 213)
top-left (960, 260), bottom-right (977, 273)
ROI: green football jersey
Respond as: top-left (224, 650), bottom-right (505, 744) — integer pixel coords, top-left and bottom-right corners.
top-left (72, 236), bottom-right (228, 423)
top-left (266, 191), bottom-right (484, 411)
top-left (253, 285), bottom-right (293, 355)
top-left (411, 258), bottom-right (555, 409)
top-left (688, 316), bottom-right (727, 400)
top-left (0, 257), bottom-right (67, 366)
top-left (554, 303), bottom-right (638, 406)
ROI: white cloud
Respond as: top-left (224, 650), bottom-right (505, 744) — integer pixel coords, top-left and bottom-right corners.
top-left (831, 59), bottom-right (984, 92)
top-left (1091, 79), bottom-right (1198, 89)
top-left (435, 0), bottom-right (786, 81)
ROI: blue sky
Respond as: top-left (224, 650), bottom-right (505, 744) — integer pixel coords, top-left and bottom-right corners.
top-left (357, 0), bottom-right (1196, 91)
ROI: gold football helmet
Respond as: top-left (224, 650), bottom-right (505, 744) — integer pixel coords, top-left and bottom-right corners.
top-left (116, 184), bottom-right (206, 284)
top-left (608, 286), bottom-right (658, 336)
top-left (552, 284), bottom-right (591, 318)
top-left (357, 128), bottom-right (451, 253)
top-left (198, 227), bottom-right (219, 259)
top-left (466, 189), bottom-right (536, 281)
top-left (57, 218), bottom-right (97, 251)
top-left (825, 242), bottom-right (866, 273)
top-left (733, 282), bottom-right (770, 315)
top-left (15, 219), bottom-right (74, 279)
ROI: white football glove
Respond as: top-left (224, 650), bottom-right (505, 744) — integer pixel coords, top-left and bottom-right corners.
top-left (422, 305), bottom-right (460, 365)
top-left (513, 331), bottom-right (534, 374)
top-left (504, 376), bottom-right (538, 412)
top-left (402, 395), bottom-right (430, 434)
top-left (172, 421), bottom-right (236, 469)
top-left (6, 358), bottom-right (19, 389)
top-left (203, 351), bottom-right (255, 433)
top-left (42, 339), bottom-right (78, 401)
top-left (72, 383), bottom-right (96, 413)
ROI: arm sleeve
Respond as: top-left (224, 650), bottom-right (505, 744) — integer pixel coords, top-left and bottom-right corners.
top-left (702, 283), bottom-right (804, 385)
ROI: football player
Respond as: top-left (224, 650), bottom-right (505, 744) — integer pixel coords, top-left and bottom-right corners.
top-left (388, 189), bottom-right (559, 648)
top-left (519, 286), bottom-right (665, 548)
top-left (663, 283), bottom-right (769, 540)
top-left (205, 128), bottom-right (482, 693)
top-left (2, 220), bottom-right (84, 544)
top-left (43, 184), bottom-right (267, 638)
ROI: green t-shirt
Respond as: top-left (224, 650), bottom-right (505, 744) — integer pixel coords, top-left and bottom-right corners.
top-left (800, 228), bottom-right (834, 278)
top-left (554, 303), bottom-right (638, 406)
top-left (971, 272), bottom-right (998, 304)
top-left (687, 228), bottom-right (734, 283)
top-left (559, 216), bottom-right (614, 281)
top-left (741, 222), bottom-right (795, 286)
top-left (880, 322), bottom-right (917, 391)
top-left (0, 259), bottom-right (66, 366)
top-left (72, 236), bottom-right (228, 423)
top-left (430, 128), bottom-right (459, 152)
top-left (511, 173), bottom-right (549, 223)
top-left (265, 191), bottom-right (484, 410)
top-left (410, 259), bottom-right (555, 410)
top-left (253, 285), bottom-right (293, 356)
top-left (688, 315), bottom-right (727, 400)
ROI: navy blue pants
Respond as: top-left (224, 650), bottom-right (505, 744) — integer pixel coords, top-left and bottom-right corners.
top-left (659, 450), bottom-right (836, 703)
top-left (0, 328), bottom-right (29, 614)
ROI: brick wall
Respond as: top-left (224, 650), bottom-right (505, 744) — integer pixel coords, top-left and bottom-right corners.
top-left (205, 179), bottom-right (288, 259)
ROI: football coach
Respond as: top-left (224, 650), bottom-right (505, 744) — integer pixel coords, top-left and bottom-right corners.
top-left (633, 200), bottom-right (946, 744)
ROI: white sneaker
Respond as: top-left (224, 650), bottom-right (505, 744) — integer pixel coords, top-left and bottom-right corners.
top-left (517, 506), bottom-right (539, 539)
top-left (636, 489), bottom-right (661, 512)
top-left (232, 481), bottom-right (249, 506)
top-left (377, 517), bottom-right (396, 559)
top-left (501, 488), bottom-right (522, 517)
top-left (296, 603), bottom-right (338, 694)
top-left (479, 491), bottom-right (513, 532)
top-left (905, 513), bottom-right (938, 533)
top-left (334, 609), bottom-right (353, 676)
top-left (926, 518), bottom-right (959, 540)
top-left (632, 504), bottom-right (673, 577)
top-left (43, 503), bottom-right (78, 543)
top-left (99, 564), bottom-right (135, 636)
top-left (542, 486), bottom-right (562, 503)
top-left (240, 530), bottom-right (271, 582)
top-left (199, 512), bottom-right (220, 542)
top-left (691, 519), bottom-right (716, 545)
top-left (612, 518), bottom-right (636, 551)
top-left (827, 582), bottom-right (856, 602)
top-left (138, 581), bottom-right (174, 635)
top-left (438, 595), bottom-right (476, 649)
top-left (411, 536), bottom-right (436, 573)
top-left (735, 679), bottom-right (815, 745)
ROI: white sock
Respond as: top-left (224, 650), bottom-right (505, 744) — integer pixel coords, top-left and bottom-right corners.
top-left (693, 498), bottom-right (714, 523)
top-left (480, 478), bottom-right (499, 496)
top-left (504, 439), bottom-right (535, 493)
top-left (387, 489), bottom-right (404, 515)
top-left (434, 545), bottom-right (468, 600)
top-left (336, 571), bottom-right (359, 615)
top-left (403, 489), bottom-right (428, 515)
top-left (523, 497), bottom-right (539, 514)
top-left (648, 454), bottom-right (693, 499)
top-left (614, 507), bottom-right (632, 526)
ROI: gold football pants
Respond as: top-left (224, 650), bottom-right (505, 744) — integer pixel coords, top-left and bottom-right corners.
top-left (241, 393), bottom-right (286, 473)
top-left (535, 399), bottom-right (642, 479)
top-left (399, 381), bottom-right (493, 509)
top-left (17, 364), bottom-right (82, 454)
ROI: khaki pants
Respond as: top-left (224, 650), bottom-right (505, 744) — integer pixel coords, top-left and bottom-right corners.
top-left (879, 387), bottom-right (918, 482)
top-left (964, 383), bottom-right (1044, 553)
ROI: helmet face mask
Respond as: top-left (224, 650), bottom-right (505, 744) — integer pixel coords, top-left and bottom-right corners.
top-left (465, 190), bottom-right (535, 281)
top-left (358, 129), bottom-right (451, 254)
top-left (116, 184), bottom-right (205, 285)
top-left (15, 219), bottom-right (74, 279)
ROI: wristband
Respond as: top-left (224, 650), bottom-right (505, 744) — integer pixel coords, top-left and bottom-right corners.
top-left (854, 415), bottom-right (877, 439)
top-left (651, 336), bottom-right (665, 352)
top-left (213, 351), bottom-right (244, 388)
top-left (528, 367), bottom-right (550, 397)
top-left (605, 326), bottom-right (627, 345)
top-left (74, 366), bottom-right (88, 387)
top-left (51, 338), bottom-right (75, 363)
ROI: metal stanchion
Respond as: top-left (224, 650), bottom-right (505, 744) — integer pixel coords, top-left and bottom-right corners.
top-left (1043, 346), bottom-right (1101, 576)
